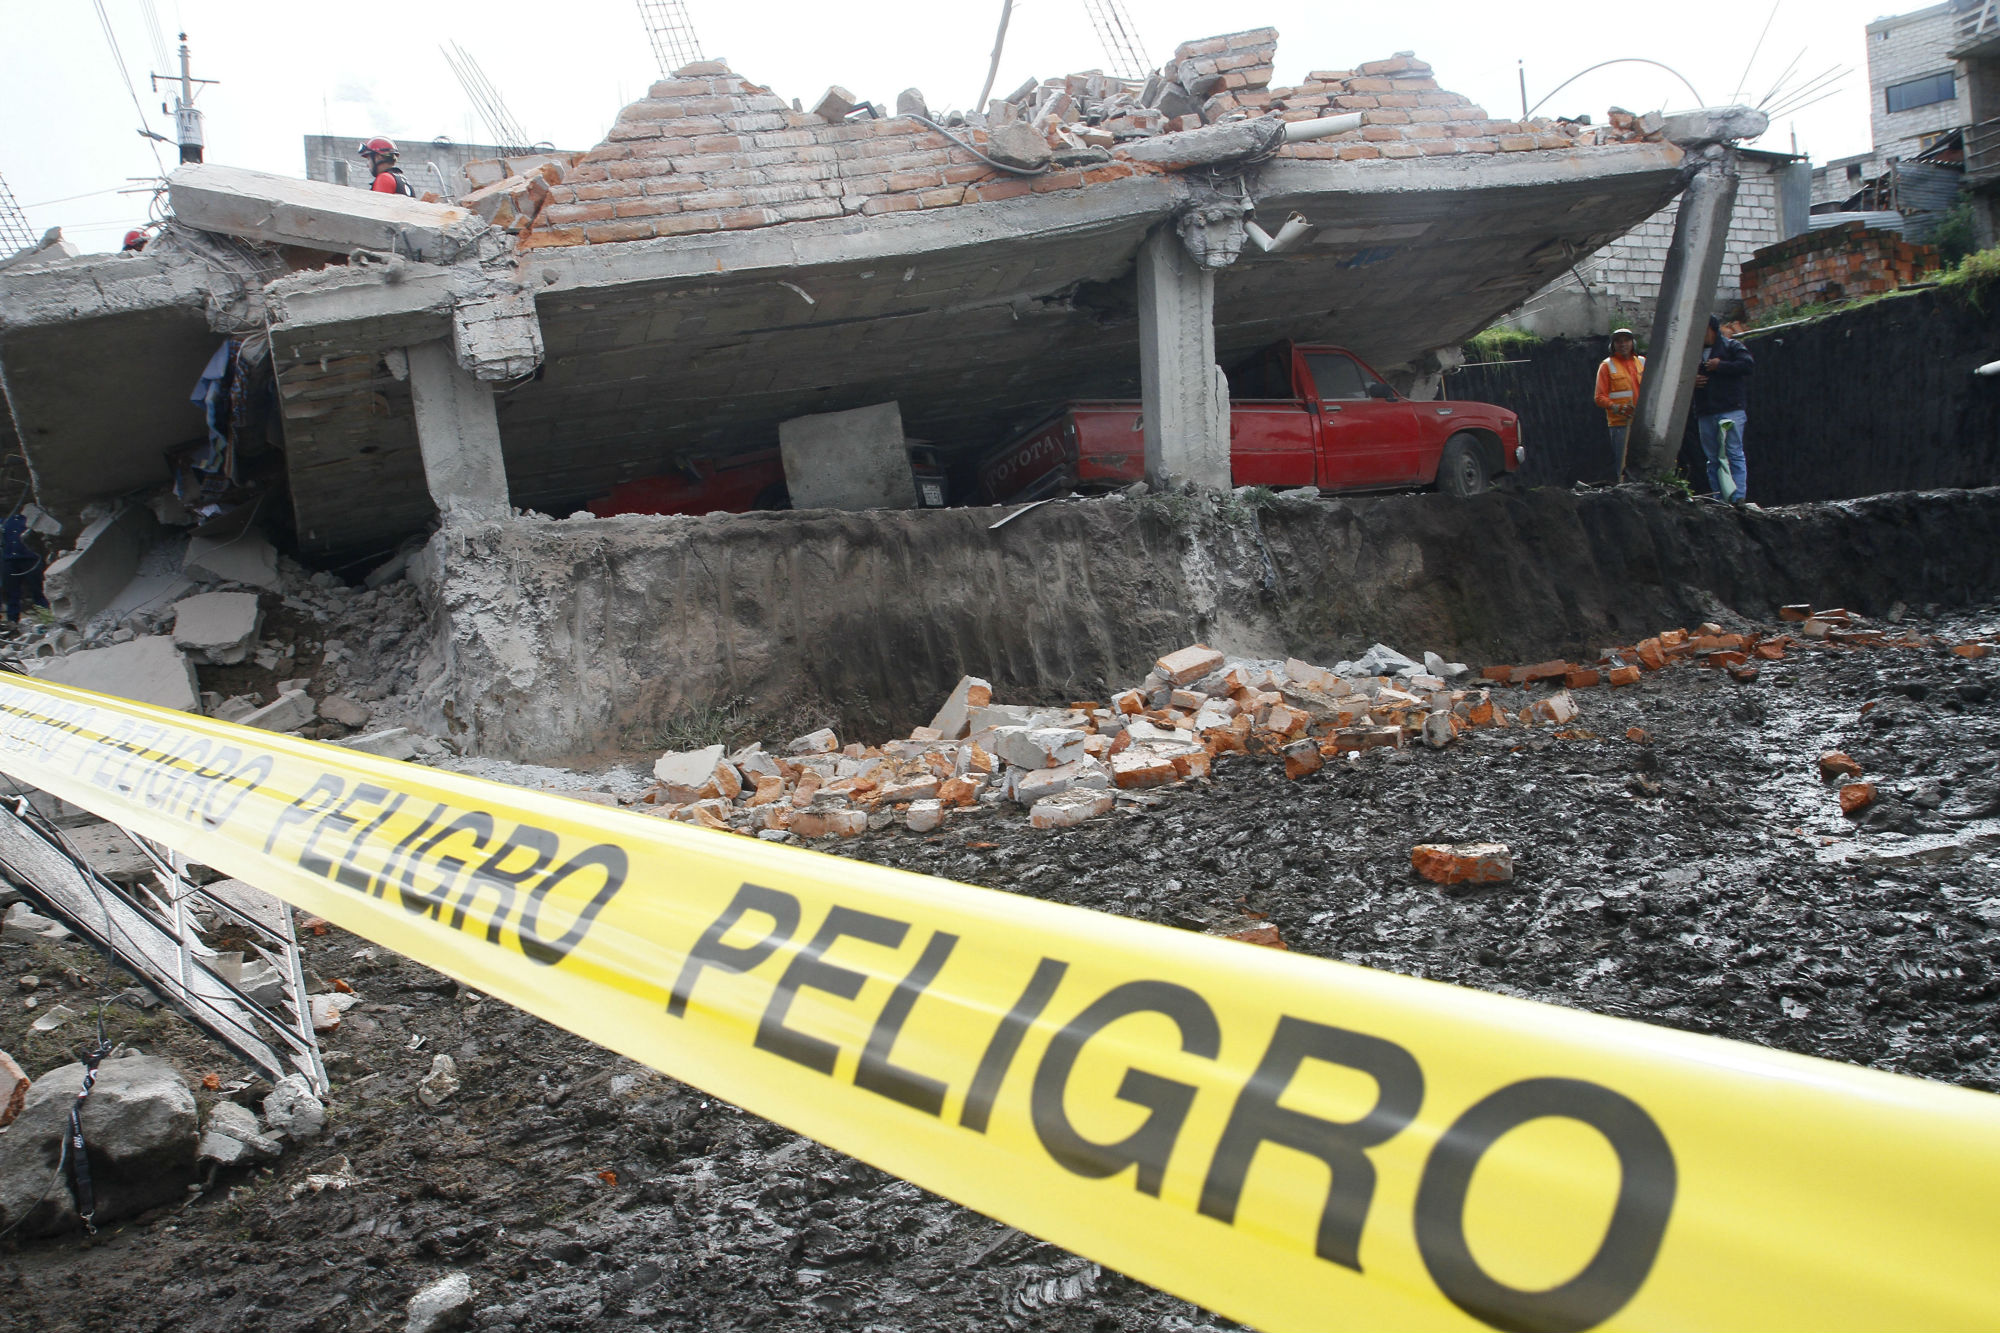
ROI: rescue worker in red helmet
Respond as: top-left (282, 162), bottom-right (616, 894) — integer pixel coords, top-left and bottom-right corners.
top-left (121, 230), bottom-right (148, 253)
top-left (358, 138), bottom-right (416, 197)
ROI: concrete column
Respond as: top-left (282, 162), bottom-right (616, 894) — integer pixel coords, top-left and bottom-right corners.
top-left (1626, 155), bottom-right (1739, 477)
top-left (1137, 224), bottom-right (1230, 490)
top-left (405, 339), bottom-right (511, 523)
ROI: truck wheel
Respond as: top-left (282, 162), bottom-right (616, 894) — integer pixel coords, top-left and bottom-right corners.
top-left (1438, 435), bottom-right (1491, 499)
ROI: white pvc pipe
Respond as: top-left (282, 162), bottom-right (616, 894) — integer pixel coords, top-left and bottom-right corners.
top-left (1976, 359), bottom-right (2000, 377)
top-left (1283, 113), bottom-right (1365, 143)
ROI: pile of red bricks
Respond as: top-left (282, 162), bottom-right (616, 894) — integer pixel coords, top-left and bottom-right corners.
top-left (635, 640), bottom-right (1587, 842)
top-left (1216, 45), bottom-right (1587, 162)
top-left (523, 28), bottom-right (1614, 250)
top-left (1739, 222), bottom-right (1940, 320)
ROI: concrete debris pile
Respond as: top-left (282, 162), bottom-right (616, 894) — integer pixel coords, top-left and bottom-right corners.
top-left (641, 639), bottom-right (1594, 839)
top-left (12, 512), bottom-right (441, 756)
top-left (528, 29), bottom-right (1615, 249)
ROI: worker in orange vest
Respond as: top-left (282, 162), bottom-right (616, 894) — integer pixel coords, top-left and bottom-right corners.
top-left (1594, 327), bottom-right (1645, 480)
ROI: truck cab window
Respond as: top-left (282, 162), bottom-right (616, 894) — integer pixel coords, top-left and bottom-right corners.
top-left (1305, 352), bottom-right (1369, 401)
top-left (1225, 348), bottom-right (1292, 399)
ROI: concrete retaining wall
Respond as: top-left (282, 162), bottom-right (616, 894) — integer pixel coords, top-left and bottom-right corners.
top-left (1450, 285), bottom-right (2000, 499)
top-left (417, 484), bottom-right (2000, 762)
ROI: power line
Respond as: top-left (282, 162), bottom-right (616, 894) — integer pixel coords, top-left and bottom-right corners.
top-left (91, 0), bottom-right (166, 174)
top-left (141, 0), bottom-right (174, 82)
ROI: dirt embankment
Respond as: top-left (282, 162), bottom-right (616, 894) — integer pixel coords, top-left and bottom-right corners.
top-left (417, 485), bottom-right (2000, 762)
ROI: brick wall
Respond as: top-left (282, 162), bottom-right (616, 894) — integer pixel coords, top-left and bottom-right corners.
top-left (1738, 222), bottom-right (1940, 318)
top-left (521, 31), bottom-right (1619, 250)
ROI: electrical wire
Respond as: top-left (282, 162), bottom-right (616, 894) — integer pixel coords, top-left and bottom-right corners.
top-left (1731, 2), bottom-right (1781, 106)
top-left (1524, 59), bottom-right (1706, 120)
top-left (17, 187), bottom-right (128, 211)
top-left (91, 0), bottom-right (166, 176)
top-left (141, 0), bottom-right (173, 84)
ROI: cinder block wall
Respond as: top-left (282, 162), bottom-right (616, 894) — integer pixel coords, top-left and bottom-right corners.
top-left (1512, 161), bottom-right (1786, 334)
top-left (1451, 284), bottom-right (2000, 499)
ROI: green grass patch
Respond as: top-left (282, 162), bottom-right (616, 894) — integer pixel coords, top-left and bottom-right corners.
top-left (1464, 327), bottom-right (1541, 362)
top-left (1936, 245), bottom-right (2000, 308)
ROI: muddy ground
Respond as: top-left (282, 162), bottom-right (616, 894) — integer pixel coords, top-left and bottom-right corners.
top-left (1, 609), bottom-right (1996, 1332)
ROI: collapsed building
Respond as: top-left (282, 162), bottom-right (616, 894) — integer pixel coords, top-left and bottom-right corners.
top-left (0, 28), bottom-right (1774, 759)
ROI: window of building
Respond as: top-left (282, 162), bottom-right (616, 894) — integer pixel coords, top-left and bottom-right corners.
top-left (1846, 162), bottom-right (1863, 181)
top-left (1885, 71), bottom-right (1956, 113)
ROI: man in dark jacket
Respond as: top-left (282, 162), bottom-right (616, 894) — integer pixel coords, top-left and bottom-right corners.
top-left (1692, 314), bottom-right (1753, 503)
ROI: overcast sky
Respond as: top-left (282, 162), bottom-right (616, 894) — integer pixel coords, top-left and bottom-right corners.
top-left (8, 0), bottom-right (1909, 252)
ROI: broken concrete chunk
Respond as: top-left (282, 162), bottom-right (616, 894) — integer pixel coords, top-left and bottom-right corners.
top-left (779, 402), bottom-right (917, 512)
top-left (989, 726), bottom-right (1089, 771)
top-left (787, 728), bottom-right (840, 755)
top-left (1156, 643), bottom-right (1226, 686)
top-left (45, 503), bottom-right (163, 622)
top-left (171, 590), bottom-right (263, 665)
top-left (984, 120), bottom-right (1054, 170)
top-left (318, 694), bottom-right (370, 728)
top-left (812, 85), bottom-right (861, 123)
top-left (0, 1052), bottom-right (198, 1235)
top-left (416, 1054), bottom-right (460, 1109)
top-left (407, 1272), bottom-right (476, 1333)
top-left (1356, 643), bottom-right (1422, 676)
top-left (333, 727), bottom-right (418, 760)
top-left (36, 636), bottom-right (200, 713)
top-left (242, 689), bottom-right (317, 733)
top-left (653, 743), bottom-right (725, 787)
top-left (905, 800), bottom-right (944, 833)
top-left (201, 1099), bottom-right (282, 1163)
top-left (1029, 790), bottom-right (1115, 829)
top-left (262, 1073), bottom-right (326, 1143)
top-left (1423, 651), bottom-right (1469, 681)
top-left (183, 525), bottom-right (282, 591)
top-left (927, 675), bottom-right (994, 739)
top-left (1015, 758), bottom-right (1112, 805)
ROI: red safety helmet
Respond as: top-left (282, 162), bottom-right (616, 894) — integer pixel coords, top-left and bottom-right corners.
top-left (122, 230), bottom-right (147, 251)
top-left (357, 136), bottom-right (399, 159)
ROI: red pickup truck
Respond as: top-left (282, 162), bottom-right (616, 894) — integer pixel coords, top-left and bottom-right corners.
top-left (977, 341), bottom-right (1523, 504)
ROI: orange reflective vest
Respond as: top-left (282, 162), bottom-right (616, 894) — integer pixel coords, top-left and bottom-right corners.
top-left (1595, 354), bottom-right (1646, 427)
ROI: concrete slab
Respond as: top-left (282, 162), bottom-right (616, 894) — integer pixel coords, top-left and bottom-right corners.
top-left (185, 528), bottom-right (281, 591)
top-left (45, 504), bottom-right (162, 621)
top-left (171, 591), bottom-right (263, 665)
top-left (35, 636), bottom-right (200, 712)
top-left (166, 164), bottom-right (485, 263)
top-left (241, 690), bottom-right (315, 733)
top-left (61, 823), bottom-right (154, 884)
top-left (779, 402), bottom-right (917, 512)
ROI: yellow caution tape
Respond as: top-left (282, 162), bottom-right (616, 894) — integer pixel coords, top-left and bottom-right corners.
top-left (0, 671), bottom-right (1996, 1331)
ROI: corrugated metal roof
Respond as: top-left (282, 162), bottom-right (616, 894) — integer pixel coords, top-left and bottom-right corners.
top-left (1809, 211), bottom-right (1907, 235)
top-left (1892, 162), bottom-right (1966, 243)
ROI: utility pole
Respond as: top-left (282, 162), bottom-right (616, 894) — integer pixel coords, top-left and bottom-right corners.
top-left (152, 33), bottom-right (219, 165)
